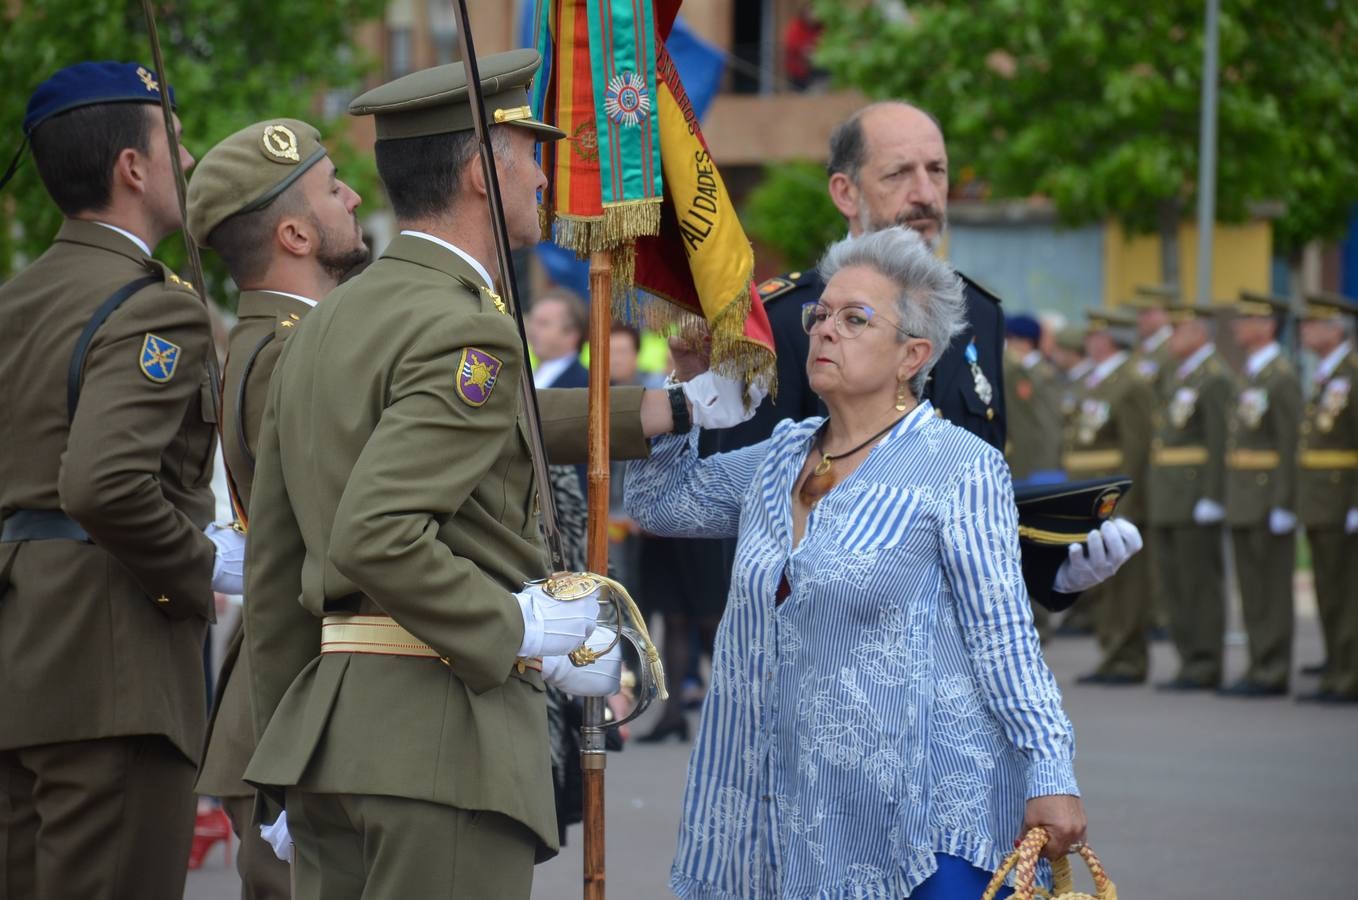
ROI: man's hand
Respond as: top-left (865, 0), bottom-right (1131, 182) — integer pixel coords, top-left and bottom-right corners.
top-left (1192, 498), bottom-right (1225, 525)
top-left (667, 334), bottom-right (710, 383)
top-left (681, 371), bottom-right (767, 430)
top-left (1268, 507), bottom-right (1297, 535)
top-left (259, 810), bottom-right (294, 863)
top-left (1052, 519), bottom-right (1142, 594)
top-left (1021, 794), bottom-right (1087, 860)
top-left (515, 578), bottom-right (602, 658)
top-left (1346, 507), bottom-right (1358, 535)
top-left (542, 627), bottom-right (624, 696)
top-left (205, 522), bottom-right (245, 595)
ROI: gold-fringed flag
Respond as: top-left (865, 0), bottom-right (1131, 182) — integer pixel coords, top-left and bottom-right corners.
top-left (531, 0), bottom-right (776, 388)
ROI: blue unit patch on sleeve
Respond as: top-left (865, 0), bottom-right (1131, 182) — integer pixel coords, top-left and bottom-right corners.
top-left (139, 333), bottom-right (181, 383)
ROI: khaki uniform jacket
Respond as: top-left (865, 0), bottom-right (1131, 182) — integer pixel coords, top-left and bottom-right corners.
top-left (1226, 352), bottom-right (1302, 526)
top-left (197, 291), bottom-right (314, 798)
top-left (1062, 356), bottom-right (1156, 522)
top-left (1003, 351), bottom-right (1062, 481)
top-left (1134, 333), bottom-right (1175, 398)
top-left (0, 220), bottom-right (217, 760)
top-left (1298, 349), bottom-right (1358, 528)
top-left (243, 235), bottom-right (648, 857)
top-left (1148, 350), bottom-right (1234, 526)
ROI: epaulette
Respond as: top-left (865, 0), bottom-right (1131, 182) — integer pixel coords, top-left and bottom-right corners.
top-left (958, 271), bottom-right (1003, 306)
top-left (143, 258), bottom-right (198, 296)
top-left (276, 311), bottom-right (303, 336)
top-left (756, 271), bottom-right (807, 304)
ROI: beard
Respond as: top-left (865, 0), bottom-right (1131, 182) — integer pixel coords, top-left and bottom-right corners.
top-left (857, 201), bottom-right (947, 250)
top-left (315, 216), bottom-right (372, 283)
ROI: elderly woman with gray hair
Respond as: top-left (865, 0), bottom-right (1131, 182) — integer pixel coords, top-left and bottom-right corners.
top-left (626, 227), bottom-right (1085, 899)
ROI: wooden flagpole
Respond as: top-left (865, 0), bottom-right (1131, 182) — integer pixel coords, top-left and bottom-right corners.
top-left (582, 248), bottom-right (613, 898)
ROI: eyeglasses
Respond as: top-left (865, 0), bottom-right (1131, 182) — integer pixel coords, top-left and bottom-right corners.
top-left (800, 302), bottom-right (918, 340)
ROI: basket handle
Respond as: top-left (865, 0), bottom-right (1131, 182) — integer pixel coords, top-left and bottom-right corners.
top-left (981, 828), bottom-right (1117, 900)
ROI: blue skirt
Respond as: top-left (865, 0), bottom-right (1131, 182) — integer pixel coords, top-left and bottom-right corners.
top-left (910, 854), bottom-right (1013, 899)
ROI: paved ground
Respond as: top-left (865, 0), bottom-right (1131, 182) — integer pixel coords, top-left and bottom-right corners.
top-left (188, 605), bottom-right (1358, 899)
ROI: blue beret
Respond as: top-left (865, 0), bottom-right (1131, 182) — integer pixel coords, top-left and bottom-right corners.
top-left (23, 61), bottom-right (175, 135)
top-left (1005, 313), bottom-right (1042, 342)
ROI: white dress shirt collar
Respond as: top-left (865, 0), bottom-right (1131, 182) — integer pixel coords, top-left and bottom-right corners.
top-left (533, 354), bottom-right (574, 389)
top-left (1316, 341), bottom-right (1352, 384)
top-left (1021, 349), bottom-right (1043, 370)
top-left (399, 230), bottom-right (494, 290)
top-left (1086, 350), bottom-right (1128, 388)
top-left (1175, 343), bottom-right (1215, 380)
top-left (93, 221), bottom-right (151, 257)
top-left (1245, 342), bottom-right (1281, 379)
top-left (260, 289), bottom-right (318, 308)
top-left (1141, 325), bottom-right (1172, 355)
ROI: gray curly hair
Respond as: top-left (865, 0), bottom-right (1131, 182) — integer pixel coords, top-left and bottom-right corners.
top-left (818, 226), bottom-right (968, 396)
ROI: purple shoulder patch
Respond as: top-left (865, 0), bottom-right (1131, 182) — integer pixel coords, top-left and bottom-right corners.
top-left (455, 347), bottom-right (503, 407)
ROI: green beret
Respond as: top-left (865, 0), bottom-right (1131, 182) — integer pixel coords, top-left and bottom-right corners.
top-left (349, 48), bottom-right (564, 142)
top-left (186, 118), bottom-right (327, 247)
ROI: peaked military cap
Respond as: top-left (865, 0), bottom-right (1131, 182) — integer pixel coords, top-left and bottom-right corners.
top-left (1126, 283), bottom-right (1179, 308)
top-left (1233, 289), bottom-right (1292, 318)
top-left (349, 49), bottom-right (564, 142)
top-left (1166, 301), bottom-right (1215, 323)
top-left (1301, 291), bottom-right (1358, 321)
top-left (186, 118), bottom-right (327, 247)
top-left (23, 61), bottom-right (175, 135)
top-left (1015, 477), bottom-right (1133, 546)
top-left (1055, 325), bottom-right (1086, 352)
top-left (1085, 308), bottom-right (1135, 331)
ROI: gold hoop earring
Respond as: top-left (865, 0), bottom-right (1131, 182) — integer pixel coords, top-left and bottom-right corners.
top-left (895, 380), bottom-right (910, 411)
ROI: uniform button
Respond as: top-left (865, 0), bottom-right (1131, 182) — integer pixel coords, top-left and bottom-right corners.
top-left (1256, 474), bottom-right (1268, 485)
top-left (156, 595), bottom-right (170, 604)
top-left (1187, 470), bottom-right (1196, 480)
top-left (986, 408), bottom-right (995, 421)
top-left (1331, 473), bottom-right (1341, 484)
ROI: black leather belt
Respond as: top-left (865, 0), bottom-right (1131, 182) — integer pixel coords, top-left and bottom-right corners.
top-left (0, 509), bottom-right (91, 543)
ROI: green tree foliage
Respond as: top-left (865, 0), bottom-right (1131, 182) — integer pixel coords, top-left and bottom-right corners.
top-left (0, 0), bottom-right (385, 302)
top-left (742, 161), bottom-right (846, 268)
top-left (812, 0), bottom-right (1358, 262)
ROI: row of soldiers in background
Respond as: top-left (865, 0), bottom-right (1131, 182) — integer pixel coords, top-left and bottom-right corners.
top-left (1003, 286), bottom-right (1358, 705)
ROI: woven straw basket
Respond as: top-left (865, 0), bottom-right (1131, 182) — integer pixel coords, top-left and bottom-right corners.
top-left (981, 827), bottom-right (1118, 900)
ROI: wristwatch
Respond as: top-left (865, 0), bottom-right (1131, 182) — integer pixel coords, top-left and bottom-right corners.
top-left (666, 383), bottom-right (691, 434)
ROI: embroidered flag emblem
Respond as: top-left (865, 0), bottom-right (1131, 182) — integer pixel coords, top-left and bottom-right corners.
top-left (139, 333), bottom-right (181, 383)
top-left (455, 347), bottom-right (502, 407)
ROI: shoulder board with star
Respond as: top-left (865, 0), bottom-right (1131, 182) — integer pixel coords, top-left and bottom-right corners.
top-left (142, 258), bottom-right (198, 296)
top-left (756, 270), bottom-right (810, 304)
top-left (958, 271), bottom-right (1003, 306)
top-left (275, 311), bottom-right (304, 337)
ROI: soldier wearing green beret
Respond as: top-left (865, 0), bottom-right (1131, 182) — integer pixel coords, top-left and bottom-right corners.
top-left (0, 62), bottom-right (245, 900)
top-left (1063, 309), bottom-right (1156, 683)
top-left (1149, 305), bottom-right (1235, 690)
top-left (1295, 292), bottom-right (1358, 704)
top-left (1222, 291), bottom-right (1302, 697)
top-left (239, 50), bottom-right (755, 898)
top-left (186, 117), bottom-right (368, 898)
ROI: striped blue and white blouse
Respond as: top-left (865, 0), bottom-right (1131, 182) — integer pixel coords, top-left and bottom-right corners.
top-left (624, 400), bottom-right (1077, 899)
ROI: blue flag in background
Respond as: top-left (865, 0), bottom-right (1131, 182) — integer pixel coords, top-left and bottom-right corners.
top-left (520, 1), bottom-right (725, 300)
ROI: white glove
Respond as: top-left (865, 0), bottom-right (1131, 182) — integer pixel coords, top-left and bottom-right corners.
top-left (1346, 508), bottom-right (1358, 535)
top-left (205, 522), bottom-right (245, 595)
top-left (680, 371), bottom-right (767, 430)
top-left (1192, 498), bottom-right (1225, 525)
top-left (1052, 519), bottom-right (1143, 594)
top-left (259, 810), bottom-right (293, 863)
top-left (1268, 508), bottom-right (1297, 535)
top-left (541, 627), bottom-right (624, 696)
top-left (515, 581), bottom-right (600, 658)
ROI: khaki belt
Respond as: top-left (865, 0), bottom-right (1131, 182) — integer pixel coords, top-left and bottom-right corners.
top-left (1063, 449), bottom-right (1123, 472)
top-left (321, 615), bottom-right (542, 673)
top-left (1227, 449), bottom-right (1280, 470)
top-left (1152, 446), bottom-right (1209, 466)
top-left (1300, 449), bottom-right (1358, 470)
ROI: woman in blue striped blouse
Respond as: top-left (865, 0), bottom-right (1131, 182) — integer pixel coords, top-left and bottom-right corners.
top-left (625, 227), bottom-right (1086, 899)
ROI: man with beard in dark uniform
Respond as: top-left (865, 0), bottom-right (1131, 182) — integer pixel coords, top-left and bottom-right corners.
top-left (710, 101), bottom-right (1141, 611)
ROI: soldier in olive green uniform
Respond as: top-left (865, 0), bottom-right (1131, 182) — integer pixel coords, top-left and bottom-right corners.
top-left (0, 63), bottom-right (244, 900)
top-left (1063, 309), bottom-right (1157, 683)
top-left (1127, 284), bottom-right (1178, 397)
top-left (186, 118), bottom-right (368, 898)
top-left (1148, 304), bottom-right (1235, 689)
top-left (1003, 314), bottom-right (1063, 483)
top-left (241, 52), bottom-right (721, 899)
top-left (1223, 291), bottom-right (1302, 696)
top-left (1295, 292), bottom-right (1358, 704)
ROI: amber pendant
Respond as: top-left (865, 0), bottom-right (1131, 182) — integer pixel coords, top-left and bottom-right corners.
top-left (799, 456), bottom-right (837, 506)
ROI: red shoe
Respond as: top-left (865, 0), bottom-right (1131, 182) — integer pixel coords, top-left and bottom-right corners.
top-left (188, 806), bottom-right (233, 870)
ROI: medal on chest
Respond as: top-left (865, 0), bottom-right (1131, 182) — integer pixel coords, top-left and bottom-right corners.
top-left (1137, 358), bottom-right (1160, 379)
top-left (1318, 376), bottom-right (1350, 433)
top-left (1077, 398), bottom-right (1110, 445)
top-left (965, 340), bottom-right (994, 406)
top-left (1237, 387), bottom-right (1269, 430)
top-left (1168, 386), bottom-right (1199, 429)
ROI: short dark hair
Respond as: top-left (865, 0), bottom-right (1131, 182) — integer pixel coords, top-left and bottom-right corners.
top-left (826, 101), bottom-right (944, 184)
top-left (610, 322), bottom-right (640, 351)
top-left (374, 125), bottom-right (511, 221)
top-left (536, 289), bottom-right (588, 349)
top-left (30, 102), bottom-right (153, 215)
top-left (205, 179), bottom-right (307, 285)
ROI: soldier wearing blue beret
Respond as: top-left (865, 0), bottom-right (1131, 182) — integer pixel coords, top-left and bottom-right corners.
top-left (0, 61), bottom-right (244, 900)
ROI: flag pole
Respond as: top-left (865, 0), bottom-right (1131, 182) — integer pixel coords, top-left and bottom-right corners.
top-left (583, 248), bottom-right (614, 899)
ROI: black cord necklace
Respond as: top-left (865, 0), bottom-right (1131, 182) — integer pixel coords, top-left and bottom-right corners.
top-left (800, 414), bottom-right (907, 505)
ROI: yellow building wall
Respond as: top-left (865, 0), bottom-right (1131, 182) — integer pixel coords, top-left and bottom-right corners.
top-left (1103, 219), bottom-right (1273, 306)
